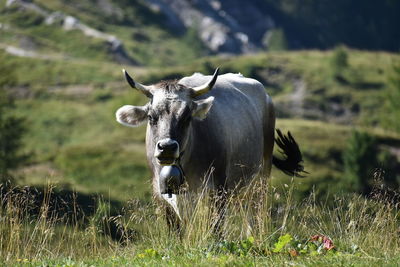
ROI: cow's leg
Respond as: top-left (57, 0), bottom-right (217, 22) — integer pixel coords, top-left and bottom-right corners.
top-left (154, 185), bottom-right (182, 236)
top-left (211, 188), bottom-right (228, 238)
top-left (165, 205), bottom-right (182, 235)
top-left (262, 96), bottom-right (275, 177)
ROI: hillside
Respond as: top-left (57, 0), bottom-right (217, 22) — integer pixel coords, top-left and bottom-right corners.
top-left (1, 47), bottom-right (397, 202)
top-left (1, 0), bottom-right (399, 64)
top-left (0, 0), bottom-right (205, 66)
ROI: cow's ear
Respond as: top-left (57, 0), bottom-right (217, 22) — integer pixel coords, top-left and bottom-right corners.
top-left (192, 96), bottom-right (214, 120)
top-left (116, 105), bottom-right (148, 127)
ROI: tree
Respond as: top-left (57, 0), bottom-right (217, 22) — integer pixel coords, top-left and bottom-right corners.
top-left (264, 28), bottom-right (288, 51)
top-left (0, 52), bottom-right (26, 183)
top-left (330, 45), bottom-right (348, 78)
top-left (383, 61), bottom-right (400, 133)
top-left (342, 131), bottom-right (377, 195)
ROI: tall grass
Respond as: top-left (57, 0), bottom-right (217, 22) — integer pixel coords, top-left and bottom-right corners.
top-left (0, 176), bottom-right (399, 264)
top-left (0, 184), bottom-right (118, 262)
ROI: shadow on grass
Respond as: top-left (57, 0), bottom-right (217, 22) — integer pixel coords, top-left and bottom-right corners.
top-left (0, 184), bottom-right (138, 243)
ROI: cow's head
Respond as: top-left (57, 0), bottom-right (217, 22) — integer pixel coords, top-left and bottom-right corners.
top-left (116, 68), bottom-right (219, 166)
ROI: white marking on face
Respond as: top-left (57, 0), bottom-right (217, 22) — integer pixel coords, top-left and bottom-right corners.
top-left (152, 91), bottom-right (178, 105)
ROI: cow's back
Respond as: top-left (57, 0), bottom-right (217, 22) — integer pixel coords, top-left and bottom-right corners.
top-left (179, 73), bottom-right (272, 190)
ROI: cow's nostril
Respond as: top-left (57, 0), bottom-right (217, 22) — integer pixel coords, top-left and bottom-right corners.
top-left (157, 142), bottom-right (163, 151)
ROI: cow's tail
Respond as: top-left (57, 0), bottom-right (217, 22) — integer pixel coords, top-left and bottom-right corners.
top-left (272, 129), bottom-right (307, 177)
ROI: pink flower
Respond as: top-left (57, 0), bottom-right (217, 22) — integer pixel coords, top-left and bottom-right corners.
top-left (310, 235), bottom-right (335, 250)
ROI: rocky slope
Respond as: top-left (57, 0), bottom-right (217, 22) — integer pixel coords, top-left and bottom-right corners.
top-left (1, 0), bottom-right (398, 62)
top-left (1, 0), bottom-right (277, 58)
top-left (3, 0), bottom-right (136, 64)
top-left (147, 0), bottom-right (275, 53)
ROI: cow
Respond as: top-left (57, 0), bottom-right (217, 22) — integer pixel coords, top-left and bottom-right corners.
top-left (115, 68), bottom-right (305, 232)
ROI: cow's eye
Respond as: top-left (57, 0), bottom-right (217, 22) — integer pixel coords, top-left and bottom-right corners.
top-left (148, 115), bottom-right (157, 125)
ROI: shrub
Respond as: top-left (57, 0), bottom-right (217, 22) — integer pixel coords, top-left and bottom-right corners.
top-left (0, 52), bottom-right (27, 182)
top-left (383, 61), bottom-right (400, 132)
top-left (265, 28), bottom-right (289, 51)
top-left (330, 45), bottom-right (349, 77)
top-left (342, 131), bottom-right (377, 194)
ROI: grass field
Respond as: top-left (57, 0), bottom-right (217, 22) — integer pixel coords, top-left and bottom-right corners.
top-left (0, 179), bottom-right (399, 266)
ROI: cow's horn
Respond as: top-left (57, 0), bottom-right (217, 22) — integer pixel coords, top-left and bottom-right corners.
top-left (123, 69), bottom-right (153, 98)
top-left (191, 68), bottom-right (219, 97)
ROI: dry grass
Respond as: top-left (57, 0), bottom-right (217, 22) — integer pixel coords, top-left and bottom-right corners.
top-left (0, 176), bottom-right (399, 265)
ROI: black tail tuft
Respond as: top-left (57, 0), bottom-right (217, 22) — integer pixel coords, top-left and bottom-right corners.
top-left (272, 129), bottom-right (308, 177)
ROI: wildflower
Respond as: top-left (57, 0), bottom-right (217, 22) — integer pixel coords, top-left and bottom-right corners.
top-left (310, 235), bottom-right (335, 250)
top-left (322, 238), bottom-right (335, 250)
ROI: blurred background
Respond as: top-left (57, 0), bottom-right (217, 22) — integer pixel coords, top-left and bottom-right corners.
top-left (1, 0), bottom-right (400, 206)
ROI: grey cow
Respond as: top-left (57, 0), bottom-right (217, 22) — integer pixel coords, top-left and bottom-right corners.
top-left (116, 68), bottom-right (305, 230)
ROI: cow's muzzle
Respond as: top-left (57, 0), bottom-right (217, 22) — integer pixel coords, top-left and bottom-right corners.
top-left (154, 138), bottom-right (179, 165)
top-left (159, 165), bottom-right (184, 195)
